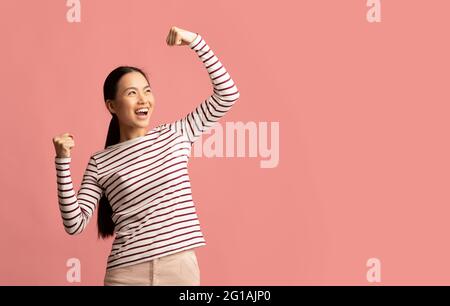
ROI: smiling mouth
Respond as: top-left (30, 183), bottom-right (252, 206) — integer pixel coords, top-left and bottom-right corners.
top-left (135, 112), bottom-right (149, 119)
top-left (135, 107), bottom-right (149, 117)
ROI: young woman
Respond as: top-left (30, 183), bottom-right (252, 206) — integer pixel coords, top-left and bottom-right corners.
top-left (52, 26), bottom-right (240, 286)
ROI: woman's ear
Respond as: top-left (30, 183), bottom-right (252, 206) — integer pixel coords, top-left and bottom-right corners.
top-left (106, 99), bottom-right (116, 114)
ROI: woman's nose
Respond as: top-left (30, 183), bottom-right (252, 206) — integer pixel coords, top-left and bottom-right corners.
top-left (138, 92), bottom-right (148, 103)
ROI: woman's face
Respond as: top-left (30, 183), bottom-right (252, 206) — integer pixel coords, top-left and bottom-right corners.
top-left (106, 71), bottom-right (155, 130)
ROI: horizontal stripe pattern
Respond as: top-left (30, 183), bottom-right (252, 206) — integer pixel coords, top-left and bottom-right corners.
top-left (54, 33), bottom-right (240, 271)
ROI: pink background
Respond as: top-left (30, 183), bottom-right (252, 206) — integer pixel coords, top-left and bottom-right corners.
top-left (1, 0), bottom-right (450, 285)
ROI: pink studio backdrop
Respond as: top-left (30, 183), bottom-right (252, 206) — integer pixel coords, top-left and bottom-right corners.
top-left (1, 0), bottom-right (450, 285)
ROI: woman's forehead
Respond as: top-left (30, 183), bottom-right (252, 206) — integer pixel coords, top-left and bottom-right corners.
top-left (119, 72), bottom-right (149, 87)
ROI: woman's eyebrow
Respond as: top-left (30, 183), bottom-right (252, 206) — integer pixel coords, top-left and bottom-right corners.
top-left (123, 85), bottom-right (151, 93)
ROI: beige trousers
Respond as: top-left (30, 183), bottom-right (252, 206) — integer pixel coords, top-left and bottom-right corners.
top-left (104, 249), bottom-right (200, 286)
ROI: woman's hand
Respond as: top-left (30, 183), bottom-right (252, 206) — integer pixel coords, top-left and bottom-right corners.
top-left (53, 133), bottom-right (75, 158)
top-left (166, 26), bottom-right (198, 47)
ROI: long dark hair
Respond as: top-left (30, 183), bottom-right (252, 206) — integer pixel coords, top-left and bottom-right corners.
top-left (97, 66), bottom-right (150, 239)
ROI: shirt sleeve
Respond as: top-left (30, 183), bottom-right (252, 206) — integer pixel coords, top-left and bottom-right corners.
top-left (54, 155), bottom-right (104, 235)
top-left (163, 33), bottom-right (241, 143)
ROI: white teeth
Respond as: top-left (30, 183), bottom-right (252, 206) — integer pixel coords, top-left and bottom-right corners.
top-left (135, 108), bottom-right (149, 114)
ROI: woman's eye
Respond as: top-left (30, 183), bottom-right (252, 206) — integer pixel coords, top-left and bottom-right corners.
top-left (127, 89), bottom-right (151, 96)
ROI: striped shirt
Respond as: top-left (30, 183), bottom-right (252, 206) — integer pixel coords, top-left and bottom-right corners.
top-left (54, 33), bottom-right (240, 270)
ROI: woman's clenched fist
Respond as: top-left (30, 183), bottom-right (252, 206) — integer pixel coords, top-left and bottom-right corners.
top-left (53, 133), bottom-right (75, 158)
top-left (166, 26), bottom-right (198, 46)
